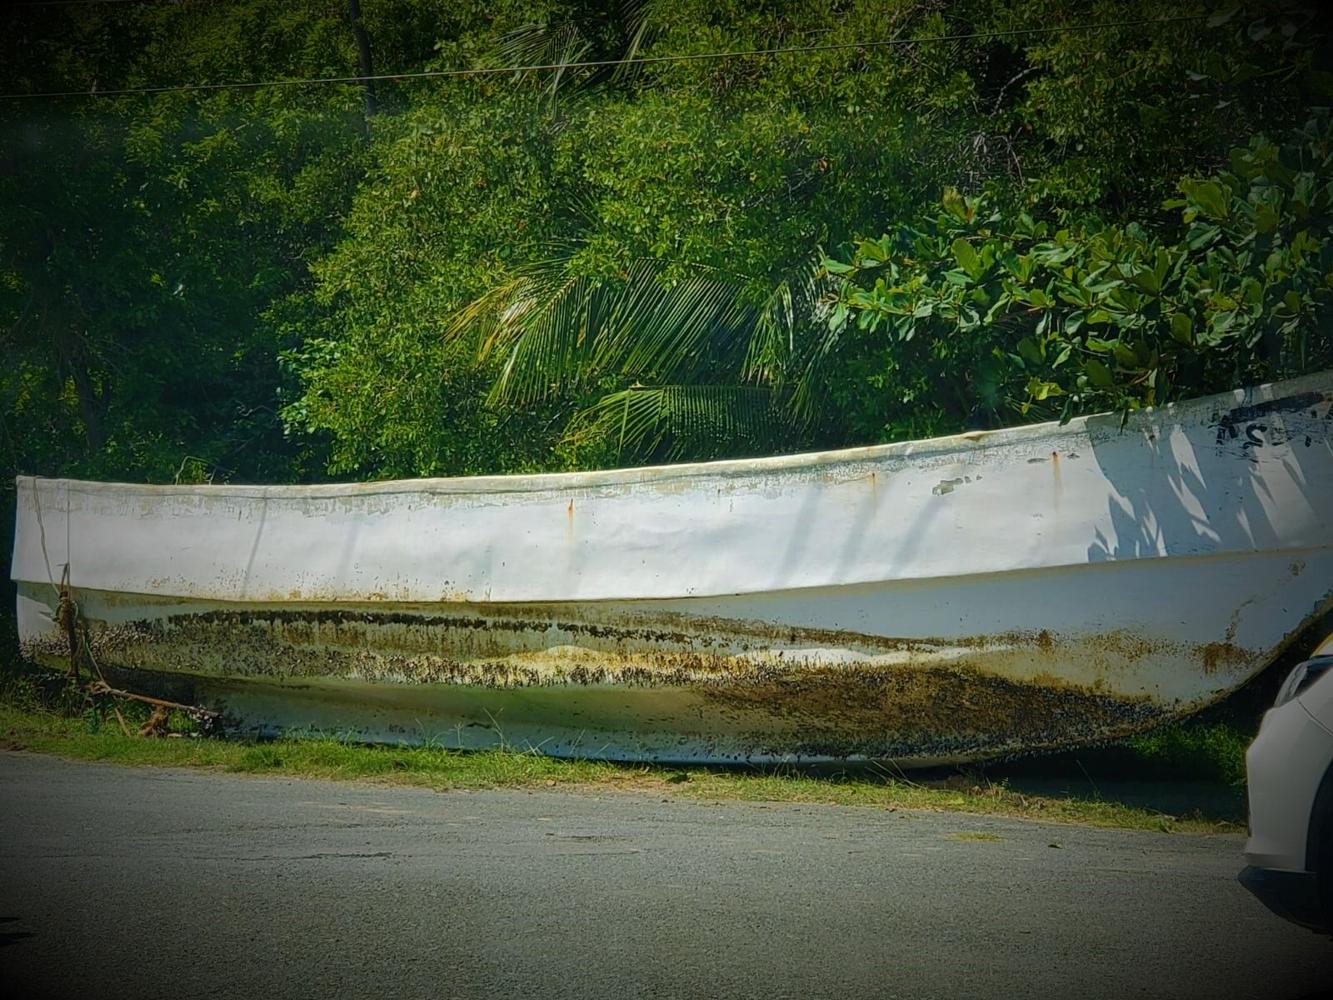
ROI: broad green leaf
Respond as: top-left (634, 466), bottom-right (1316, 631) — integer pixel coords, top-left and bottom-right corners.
top-left (952, 238), bottom-right (982, 280)
top-left (1017, 337), bottom-right (1043, 365)
top-left (1026, 377), bottom-right (1064, 400)
top-left (1183, 180), bottom-right (1231, 221)
top-left (1084, 359), bottom-right (1113, 387)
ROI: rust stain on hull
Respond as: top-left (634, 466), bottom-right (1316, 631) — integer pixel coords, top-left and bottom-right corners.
top-left (1198, 641), bottom-right (1250, 674)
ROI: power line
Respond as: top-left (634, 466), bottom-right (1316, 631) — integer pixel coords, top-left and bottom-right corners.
top-left (1, 14), bottom-right (1210, 102)
top-left (10, 1), bottom-right (156, 6)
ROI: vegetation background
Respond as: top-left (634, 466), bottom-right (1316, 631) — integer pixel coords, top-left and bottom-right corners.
top-left (2, 0), bottom-right (1331, 660)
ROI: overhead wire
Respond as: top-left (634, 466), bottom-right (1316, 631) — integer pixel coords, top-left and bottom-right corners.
top-left (1, 13), bottom-right (1211, 101)
top-left (10, 1), bottom-right (158, 6)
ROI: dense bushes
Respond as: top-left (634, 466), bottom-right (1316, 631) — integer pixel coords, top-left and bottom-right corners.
top-left (1, 0), bottom-right (1328, 488)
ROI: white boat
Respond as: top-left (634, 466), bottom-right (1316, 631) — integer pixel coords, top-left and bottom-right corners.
top-left (12, 372), bottom-right (1333, 763)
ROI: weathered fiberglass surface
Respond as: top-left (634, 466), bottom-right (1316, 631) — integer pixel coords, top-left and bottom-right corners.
top-left (12, 372), bottom-right (1333, 763)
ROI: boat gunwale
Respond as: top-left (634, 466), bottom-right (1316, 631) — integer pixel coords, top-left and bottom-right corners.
top-left (14, 370), bottom-right (1330, 502)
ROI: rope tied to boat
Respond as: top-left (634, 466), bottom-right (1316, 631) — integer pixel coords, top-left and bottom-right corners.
top-left (55, 565), bottom-right (83, 682)
top-left (51, 563), bottom-right (221, 736)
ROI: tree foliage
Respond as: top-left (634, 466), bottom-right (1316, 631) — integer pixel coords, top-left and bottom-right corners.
top-left (825, 115), bottom-right (1333, 437)
top-left (1, 0), bottom-right (1330, 491)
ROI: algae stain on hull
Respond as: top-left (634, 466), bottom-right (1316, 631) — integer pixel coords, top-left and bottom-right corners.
top-left (21, 600), bottom-right (1229, 763)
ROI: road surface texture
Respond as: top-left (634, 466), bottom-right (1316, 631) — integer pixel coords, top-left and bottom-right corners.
top-left (1, 752), bottom-right (1328, 1000)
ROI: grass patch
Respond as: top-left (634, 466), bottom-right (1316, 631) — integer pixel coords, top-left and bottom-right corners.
top-left (1119, 721), bottom-right (1250, 787)
top-left (983, 717), bottom-right (1252, 799)
top-left (0, 659), bottom-right (1245, 835)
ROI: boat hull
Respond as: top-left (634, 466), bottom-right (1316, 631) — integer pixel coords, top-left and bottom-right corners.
top-left (12, 372), bottom-right (1333, 762)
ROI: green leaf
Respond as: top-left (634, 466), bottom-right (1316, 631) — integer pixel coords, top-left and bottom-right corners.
top-left (1084, 359), bottom-right (1114, 387)
top-left (941, 186), bottom-right (970, 223)
top-left (829, 302), bottom-right (848, 331)
top-left (1169, 312), bottom-right (1193, 345)
top-left (1132, 262), bottom-right (1160, 297)
top-left (1203, 310), bottom-right (1237, 345)
top-left (1026, 377), bottom-right (1065, 401)
top-left (1183, 180), bottom-right (1231, 221)
top-left (1154, 367), bottom-right (1169, 400)
top-left (1186, 223), bottom-right (1222, 250)
top-left (1112, 342), bottom-right (1138, 367)
top-left (952, 238), bottom-right (983, 280)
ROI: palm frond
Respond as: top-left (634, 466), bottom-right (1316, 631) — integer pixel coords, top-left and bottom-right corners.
top-left (486, 21), bottom-right (592, 85)
top-left (783, 257), bottom-right (846, 422)
top-left (446, 251), bottom-right (771, 405)
top-left (733, 252), bottom-right (845, 424)
top-left (742, 252), bottom-right (825, 379)
top-left (443, 247), bottom-right (839, 461)
top-left (567, 384), bottom-right (798, 463)
top-left (482, 0), bottom-right (665, 101)
top-left (442, 249), bottom-right (602, 404)
top-left (609, 0), bottom-right (663, 84)
top-left (594, 258), bottom-right (760, 383)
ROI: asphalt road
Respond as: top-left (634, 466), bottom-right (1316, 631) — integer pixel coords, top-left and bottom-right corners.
top-left (1, 753), bottom-right (1328, 1000)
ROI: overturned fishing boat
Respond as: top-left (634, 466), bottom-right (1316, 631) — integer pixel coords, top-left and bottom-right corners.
top-left (12, 371), bottom-right (1333, 764)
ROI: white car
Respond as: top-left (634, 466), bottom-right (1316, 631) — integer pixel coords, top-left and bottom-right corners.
top-left (1240, 634), bottom-right (1333, 934)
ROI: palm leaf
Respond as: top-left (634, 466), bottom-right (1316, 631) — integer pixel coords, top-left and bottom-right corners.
top-left (482, 0), bottom-right (665, 100)
top-left (443, 251), bottom-right (606, 405)
top-left (443, 247), bottom-right (837, 461)
top-left (446, 251), bottom-right (771, 404)
top-left (594, 258), bottom-right (760, 382)
top-left (567, 384), bottom-right (797, 462)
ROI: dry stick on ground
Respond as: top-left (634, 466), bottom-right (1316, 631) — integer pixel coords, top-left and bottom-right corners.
top-left (87, 680), bottom-right (215, 716)
top-left (87, 680), bottom-right (220, 737)
top-left (110, 705), bottom-right (133, 738)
